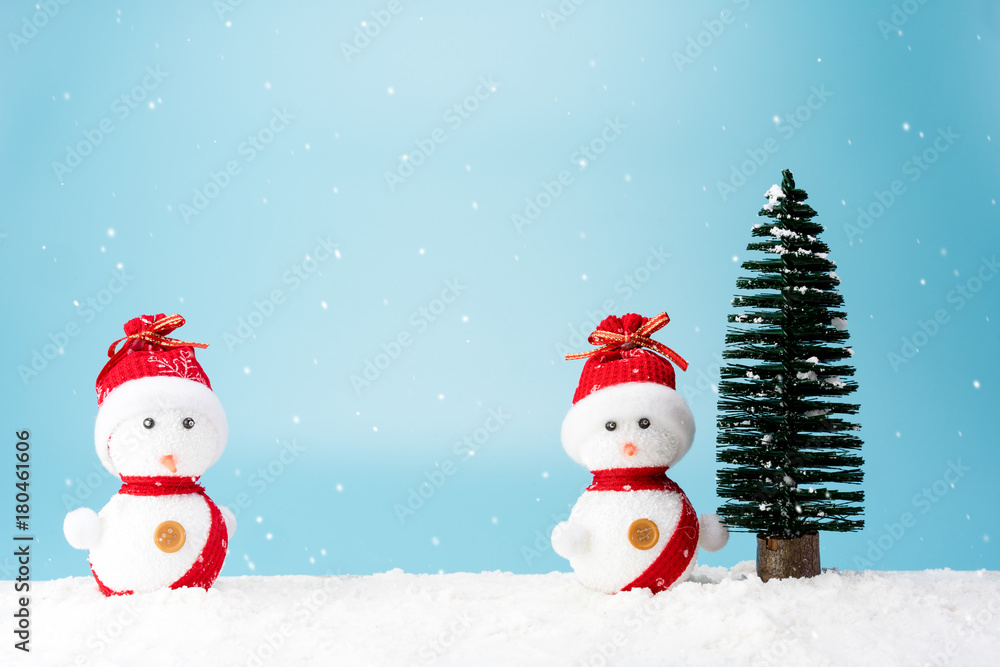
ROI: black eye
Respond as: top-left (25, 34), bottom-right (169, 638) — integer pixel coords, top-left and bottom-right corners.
top-left (605, 421), bottom-right (617, 431)
top-left (182, 417), bottom-right (195, 429)
top-left (143, 418), bottom-right (155, 429)
top-left (639, 418), bottom-right (650, 429)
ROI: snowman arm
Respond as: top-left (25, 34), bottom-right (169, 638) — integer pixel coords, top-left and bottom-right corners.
top-left (64, 508), bottom-right (100, 550)
top-left (219, 505), bottom-right (236, 538)
top-left (551, 521), bottom-right (589, 559)
top-left (698, 513), bottom-right (729, 552)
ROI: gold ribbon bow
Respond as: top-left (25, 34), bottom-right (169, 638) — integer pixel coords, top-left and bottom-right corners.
top-left (564, 312), bottom-right (688, 371)
top-left (97, 314), bottom-right (208, 386)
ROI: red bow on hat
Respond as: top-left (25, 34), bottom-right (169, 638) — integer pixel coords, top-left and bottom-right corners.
top-left (565, 311), bottom-right (688, 371)
top-left (96, 314), bottom-right (208, 388)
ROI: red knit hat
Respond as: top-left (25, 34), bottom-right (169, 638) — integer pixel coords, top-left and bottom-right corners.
top-left (569, 312), bottom-right (688, 403)
top-left (96, 314), bottom-right (211, 405)
top-left (93, 314), bottom-right (227, 475)
top-left (561, 312), bottom-right (694, 466)
top-left (570, 313), bottom-right (686, 404)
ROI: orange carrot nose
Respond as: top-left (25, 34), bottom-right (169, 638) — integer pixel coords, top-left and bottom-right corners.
top-left (623, 443), bottom-right (637, 457)
top-left (160, 455), bottom-right (177, 473)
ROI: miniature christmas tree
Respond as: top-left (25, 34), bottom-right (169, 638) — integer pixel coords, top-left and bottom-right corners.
top-left (716, 169), bottom-right (864, 581)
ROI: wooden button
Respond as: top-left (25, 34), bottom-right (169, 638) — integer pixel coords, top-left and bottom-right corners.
top-left (154, 520), bottom-right (186, 553)
top-left (628, 518), bottom-right (659, 550)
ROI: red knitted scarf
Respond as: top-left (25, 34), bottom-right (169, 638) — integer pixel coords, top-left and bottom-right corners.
top-left (588, 466), bottom-right (700, 594)
top-left (90, 475), bottom-right (229, 597)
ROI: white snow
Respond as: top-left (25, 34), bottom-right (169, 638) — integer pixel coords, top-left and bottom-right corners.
top-left (768, 226), bottom-right (816, 242)
top-left (6, 565), bottom-right (999, 666)
top-left (769, 226), bottom-right (800, 239)
top-left (763, 184), bottom-right (785, 211)
top-left (770, 246), bottom-right (827, 261)
top-left (831, 317), bottom-right (848, 330)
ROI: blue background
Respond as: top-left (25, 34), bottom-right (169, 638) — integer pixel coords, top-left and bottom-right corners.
top-left (1, 1), bottom-right (997, 581)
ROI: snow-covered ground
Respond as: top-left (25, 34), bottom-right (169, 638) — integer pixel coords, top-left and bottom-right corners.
top-left (6, 562), bottom-right (999, 666)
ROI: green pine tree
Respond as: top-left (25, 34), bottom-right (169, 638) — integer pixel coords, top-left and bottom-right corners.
top-left (716, 169), bottom-right (864, 548)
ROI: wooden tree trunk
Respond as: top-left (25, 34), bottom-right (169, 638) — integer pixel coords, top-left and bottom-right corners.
top-left (756, 532), bottom-right (821, 582)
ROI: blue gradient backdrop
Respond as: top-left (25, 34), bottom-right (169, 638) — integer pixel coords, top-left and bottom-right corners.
top-left (1, 1), bottom-right (997, 581)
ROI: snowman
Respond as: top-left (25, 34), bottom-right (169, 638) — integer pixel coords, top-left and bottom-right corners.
top-left (551, 312), bottom-right (728, 594)
top-left (63, 314), bottom-right (235, 596)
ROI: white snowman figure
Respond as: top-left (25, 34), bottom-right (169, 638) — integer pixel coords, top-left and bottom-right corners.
top-left (552, 312), bottom-right (728, 594)
top-left (63, 314), bottom-right (235, 596)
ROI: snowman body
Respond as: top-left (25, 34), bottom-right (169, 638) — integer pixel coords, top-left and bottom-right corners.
top-left (553, 313), bottom-right (727, 594)
top-left (90, 492), bottom-right (217, 594)
top-left (63, 314), bottom-right (234, 596)
top-left (566, 487), bottom-right (694, 594)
